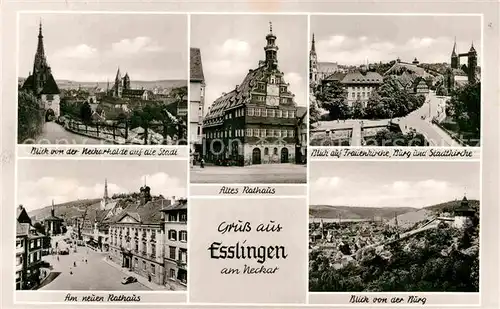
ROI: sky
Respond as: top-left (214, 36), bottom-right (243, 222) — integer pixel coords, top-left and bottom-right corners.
top-left (311, 15), bottom-right (482, 65)
top-left (191, 14), bottom-right (308, 113)
top-left (17, 159), bottom-right (187, 212)
top-left (310, 161), bottom-right (480, 208)
top-left (18, 13), bottom-right (188, 81)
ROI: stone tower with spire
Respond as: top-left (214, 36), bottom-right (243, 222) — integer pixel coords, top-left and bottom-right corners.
top-left (264, 22), bottom-right (279, 70)
top-left (451, 37), bottom-right (459, 69)
top-left (21, 21), bottom-right (61, 118)
top-left (113, 67), bottom-right (123, 98)
top-left (101, 178), bottom-right (110, 210)
top-left (309, 33), bottom-right (318, 85)
top-left (123, 72), bottom-right (131, 89)
top-left (467, 42), bottom-right (477, 83)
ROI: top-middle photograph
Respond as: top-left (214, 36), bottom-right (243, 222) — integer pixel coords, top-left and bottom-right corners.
top-left (190, 14), bottom-right (307, 184)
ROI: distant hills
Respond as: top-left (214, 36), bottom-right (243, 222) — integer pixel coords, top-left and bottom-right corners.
top-left (18, 77), bottom-right (187, 91)
top-left (309, 205), bottom-right (416, 220)
top-left (310, 199), bottom-right (480, 223)
top-left (27, 198), bottom-right (101, 222)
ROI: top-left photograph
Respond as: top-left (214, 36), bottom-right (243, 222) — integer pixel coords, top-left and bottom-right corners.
top-left (17, 13), bottom-right (188, 145)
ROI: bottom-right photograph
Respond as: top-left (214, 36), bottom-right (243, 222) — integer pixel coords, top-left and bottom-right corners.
top-left (309, 160), bottom-right (480, 293)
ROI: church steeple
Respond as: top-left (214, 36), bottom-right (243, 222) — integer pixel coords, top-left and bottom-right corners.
top-left (104, 178), bottom-right (109, 200)
top-left (264, 21), bottom-right (279, 70)
top-left (310, 33), bottom-right (316, 54)
top-left (51, 199), bottom-right (55, 217)
top-left (451, 37), bottom-right (459, 69)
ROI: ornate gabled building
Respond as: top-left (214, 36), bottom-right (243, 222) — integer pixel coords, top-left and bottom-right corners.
top-left (21, 22), bottom-right (61, 120)
top-left (202, 23), bottom-right (301, 165)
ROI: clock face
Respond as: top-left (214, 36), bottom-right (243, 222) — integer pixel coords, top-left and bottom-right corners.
top-left (266, 95), bottom-right (279, 106)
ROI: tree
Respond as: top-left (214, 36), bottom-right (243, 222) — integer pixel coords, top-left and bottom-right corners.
top-left (314, 81), bottom-right (349, 120)
top-left (80, 101), bottom-right (92, 124)
top-left (351, 100), bottom-right (365, 119)
top-left (447, 82), bottom-right (480, 136)
top-left (18, 90), bottom-right (44, 143)
top-left (309, 99), bottom-right (321, 126)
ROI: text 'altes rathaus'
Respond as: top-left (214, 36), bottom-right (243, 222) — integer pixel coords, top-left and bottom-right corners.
top-left (202, 23), bottom-right (305, 166)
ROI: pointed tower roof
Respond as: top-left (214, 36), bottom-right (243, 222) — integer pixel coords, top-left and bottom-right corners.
top-left (310, 33), bottom-right (316, 53)
top-left (104, 178), bottom-right (109, 200)
top-left (469, 41), bottom-right (477, 53)
top-left (115, 67), bottom-right (121, 81)
top-left (34, 20), bottom-right (48, 69)
top-left (451, 37), bottom-right (458, 57)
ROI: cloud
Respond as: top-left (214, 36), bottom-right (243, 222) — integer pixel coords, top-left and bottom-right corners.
top-left (111, 36), bottom-right (164, 55)
top-left (216, 39), bottom-right (251, 58)
top-left (53, 44), bottom-right (98, 59)
top-left (315, 35), bottom-right (458, 65)
top-left (311, 178), bottom-right (466, 208)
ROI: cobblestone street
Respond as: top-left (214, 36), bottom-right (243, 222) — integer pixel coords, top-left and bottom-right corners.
top-left (190, 163), bottom-right (307, 183)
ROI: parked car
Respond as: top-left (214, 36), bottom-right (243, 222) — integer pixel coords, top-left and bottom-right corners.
top-left (121, 276), bottom-right (137, 285)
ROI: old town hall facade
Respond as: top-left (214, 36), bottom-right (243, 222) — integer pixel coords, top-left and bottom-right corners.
top-left (202, 23), bottom-right (303, 166)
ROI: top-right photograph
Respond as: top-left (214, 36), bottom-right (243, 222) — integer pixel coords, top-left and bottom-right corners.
top-left (309, 15), bottom-right (481, 147)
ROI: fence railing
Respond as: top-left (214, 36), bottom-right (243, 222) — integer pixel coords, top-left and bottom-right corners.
top-left (64, 119), bottom-right (186, 145)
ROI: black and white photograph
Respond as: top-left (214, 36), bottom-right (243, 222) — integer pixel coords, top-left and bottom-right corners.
top-left (309, 15), bottom-right (481, 147)
top-left (309, 161), bottom-right (480, 292)
top-left (18, 13), bottom-right (188, 145)
top-left (16, 160), bottom-right (188, 291)
top-left (189, 14), bottom-right (307, 183)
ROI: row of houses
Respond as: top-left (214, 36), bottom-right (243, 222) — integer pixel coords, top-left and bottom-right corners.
top-left (76, 182), bottom-right (188, 290)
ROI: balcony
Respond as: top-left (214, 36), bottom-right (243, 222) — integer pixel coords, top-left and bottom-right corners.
top-left (176, 259), bottom-right (187, 269)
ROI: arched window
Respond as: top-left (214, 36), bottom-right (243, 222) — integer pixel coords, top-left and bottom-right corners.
top-left (273, 147), bottom-right (278, 155)
top-left (264, 147), bottom-right (269, 156)
top-left (168, 230), bottom-right (177, 241)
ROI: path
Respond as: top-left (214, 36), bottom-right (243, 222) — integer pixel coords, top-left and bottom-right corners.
top-left (312, 91), bottom-right (458, 146)
top-left (24, 122), bottom-right (111, 145)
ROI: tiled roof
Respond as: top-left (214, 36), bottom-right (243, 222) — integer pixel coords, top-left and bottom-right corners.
top-left (384, 61), bottom-right (429, 78)
top-left (17, 222), bottom-right (30, 236)
top-left (190, 48), bottom-right (205, 82)
top-left (112, 199), bottom-right (168, 225)
top-left (297, 106), bottom-right (307, 119)
top-left (122, 89), bottom-right (146, 96)
top-left (41, 73), bottom-right (61, 94)
top-left (21, 75), bottom-right (34, 91)
top-left (161, 199), bottom-right (188, 212)
top-left (341, 71), bottom-right (383, 84)
top-left (318, 62), bottom-right (339, 73)
top-left (205, 65), bottom-right (266, 120)
top-left (324, 72), bottom-right (346, 81)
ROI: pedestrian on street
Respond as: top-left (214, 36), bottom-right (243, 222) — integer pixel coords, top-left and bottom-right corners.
top-left (73, 261), bottom-right (76, 267)
top-left (57, 256), bottom-right (59, 261)
top-left (200, 158), bottom-right (205, 168)
top-left (85, 259), bottom-right (87, 264)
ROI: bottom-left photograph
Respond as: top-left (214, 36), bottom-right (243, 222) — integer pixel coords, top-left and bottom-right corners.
top-left (15, 159), bottom-right (188, 291)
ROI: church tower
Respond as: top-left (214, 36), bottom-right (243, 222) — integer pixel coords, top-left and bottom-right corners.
top-left (467, 42), bottom-right (477, 83)
top-left (101, 178), bottom-right (109, 210)
top-left (264, 22), bottom-right (279, 70)
top-left (451, 38), bottom-right (459, 69)
top-left (33, 21), bottom-right (50, 94)
top-left (309, 33), bottom-right (318, 85)
top-left (114, 67), bottom-right (123, 98)
top-left (123, 72), bottom-right (131, 90)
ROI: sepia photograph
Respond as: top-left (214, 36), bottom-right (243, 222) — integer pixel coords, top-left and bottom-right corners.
top-left (16, 160), bottom-right (188, 291)
top-left (309, 161), bottom-right (480, 292)
top-left (189, 14), bottom-right (307, 183)
top-left (309, 15), bottom-right (481, 147)
top-left (18, 13), bottom-right (188, 145)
